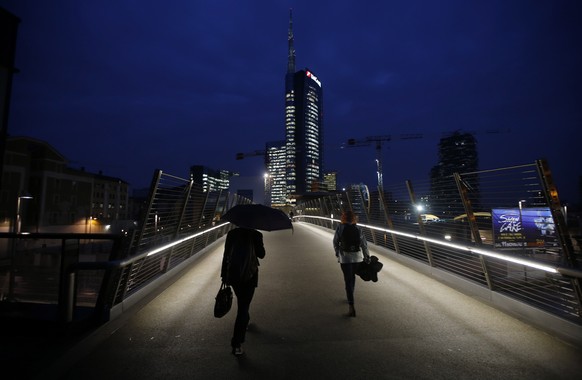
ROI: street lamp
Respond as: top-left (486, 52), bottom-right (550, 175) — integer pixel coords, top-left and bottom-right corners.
top-left (14, 193), bottom-right (33, 234)
top-left (7, 193), bottom-right (33, 301)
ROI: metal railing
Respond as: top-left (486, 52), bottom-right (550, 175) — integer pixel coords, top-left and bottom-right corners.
top-left (0, 170), bottom-right (249, 326)
top-left (294, 160), bottom-right (582, 325)
top-left (2, 161), bottom-right (581, 330)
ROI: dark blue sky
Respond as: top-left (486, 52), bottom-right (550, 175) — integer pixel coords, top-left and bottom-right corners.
top-left (2, 0), bottom-right (581, 202)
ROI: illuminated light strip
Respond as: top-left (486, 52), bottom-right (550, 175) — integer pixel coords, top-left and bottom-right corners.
top-left (294, 216), bottom-right (559, 274)
top-left (146, 222), bottom-right (230, 257)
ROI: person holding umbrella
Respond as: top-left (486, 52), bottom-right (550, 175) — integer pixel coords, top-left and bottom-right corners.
top-left (221, 225), bottom-right (266, 356)
top-left (220, 204), bottom-right (292, 356)
top-left (333, 210), bottom-right (370, 317)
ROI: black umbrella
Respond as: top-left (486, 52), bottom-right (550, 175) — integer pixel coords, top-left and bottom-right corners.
top-left (222, 204), bottom-right (293, 231)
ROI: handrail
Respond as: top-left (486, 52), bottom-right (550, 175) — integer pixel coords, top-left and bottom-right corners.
top-left (75, 222), bottom-right (231, 271)
top-left (142, 222), bottom-right (229, 259)
top-left (0, 169), bottom-right (240, 329)
top-left (0, 232), bottom-right (121, 239)
top-left (295, 215), bottom-right (582, 277)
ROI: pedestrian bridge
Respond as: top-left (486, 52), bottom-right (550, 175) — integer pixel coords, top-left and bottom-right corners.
top-left (2, 162), bottom-right (582, 378)
top-left (33, 222), bottom-right (582, 379)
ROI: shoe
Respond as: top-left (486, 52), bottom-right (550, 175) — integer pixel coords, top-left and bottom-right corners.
top-left (232, 346), bottom-right (244, 356)
top-left (348, 305), bottom-right (356, 317)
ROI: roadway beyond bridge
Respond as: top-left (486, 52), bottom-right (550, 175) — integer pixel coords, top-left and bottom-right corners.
top-left (41, 223), bottom-right (582, 380)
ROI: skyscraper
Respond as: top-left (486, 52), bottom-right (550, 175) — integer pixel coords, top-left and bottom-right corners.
top-left (284, 10), bottom-right (324, 200)
top-left (266, 140), bottom-right (287, 206)
top-left (190, 165), bottom-right (235, 192)
top-left (429, 131), bottom-right (479, 215)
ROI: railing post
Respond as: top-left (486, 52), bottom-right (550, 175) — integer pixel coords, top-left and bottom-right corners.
top-left (379, 189), bottom-right (400, 254)
top-left (332, 193), bottom-right (343, 229)
top-left (535, 160), bottom-right (578, 267)
top-left (66, 272), bottom-right (75, 323)
top-left (6, 235), bottom-right (18, 301)
top-left (318, 198), bottom-right (325, 227)
top-left (175, 180), bottom-right (194, 239)
top-left (536, 159), bottom-right (582, 314)
top-left (58, 238), bottom-right (79, 324)
top-left (454, 173), bottom-right (494, 290)
top-left (344, 188), bottom-right (353, 213)
top-left (161, 180), bottom-right (194, 273)
top-left (200, 191), bottom-right (212, 246)
top-left (134, 169), bottom-right (163, 253)
top-left (361, 187), bottom-right (376, 245)
top-left (406, 180), bottom-right (434, 266)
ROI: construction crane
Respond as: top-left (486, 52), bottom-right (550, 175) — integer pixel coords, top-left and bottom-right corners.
top-left (235, 150), bottom-right (266, 161)
top-left (344, 134), bottom-right (423, 191)
top-left (344, 129), bottom-right (509, 191)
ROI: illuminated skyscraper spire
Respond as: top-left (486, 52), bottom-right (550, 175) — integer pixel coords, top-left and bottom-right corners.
top-left (287, 8), bottom-right (296, 74)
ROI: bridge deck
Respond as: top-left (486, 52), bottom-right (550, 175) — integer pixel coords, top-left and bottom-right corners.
top-left (42, 223), bottom-right (581, 379)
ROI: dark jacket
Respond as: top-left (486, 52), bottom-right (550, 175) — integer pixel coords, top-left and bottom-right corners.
top-left (221, 227), bottom-right (266, 287)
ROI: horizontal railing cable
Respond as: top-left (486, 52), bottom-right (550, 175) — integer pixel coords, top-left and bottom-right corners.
top-left (294, 160), bottom-right (582, 324)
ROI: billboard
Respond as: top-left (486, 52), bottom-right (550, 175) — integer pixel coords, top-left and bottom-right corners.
top-left (492, 208), bottom-right (558, 249)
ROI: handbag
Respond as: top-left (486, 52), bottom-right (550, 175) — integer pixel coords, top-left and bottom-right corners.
top-left (214, 282), bottom-right (233, 318)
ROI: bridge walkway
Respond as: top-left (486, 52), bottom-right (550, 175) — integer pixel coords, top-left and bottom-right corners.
top-left (42, 223), bottom-right (582, 379)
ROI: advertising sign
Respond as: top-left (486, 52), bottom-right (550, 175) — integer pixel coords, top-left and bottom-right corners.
top-left (492, 208), bottom-right (558, 249)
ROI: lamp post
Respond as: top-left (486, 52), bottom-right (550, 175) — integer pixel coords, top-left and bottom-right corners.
top-left (7, 193), bottom-right (33, 301)
top-left (14, 194), bottom-right (33, 234)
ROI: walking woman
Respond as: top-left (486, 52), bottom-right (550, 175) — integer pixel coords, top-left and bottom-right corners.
top-left (333, 210), bottom-right (370, 317)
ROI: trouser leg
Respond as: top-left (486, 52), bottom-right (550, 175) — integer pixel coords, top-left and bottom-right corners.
top-left (340, 262), bottom-right (360, 305)
top-left (231, 284), bottom-right (255, 348)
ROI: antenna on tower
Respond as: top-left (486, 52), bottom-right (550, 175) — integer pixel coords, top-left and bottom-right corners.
top-left (287, 8), bottom-right (296, 74)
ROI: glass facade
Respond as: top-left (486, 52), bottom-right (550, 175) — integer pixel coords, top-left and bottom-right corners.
top-left (266, 141), bottom-right (287, 206)
top-left (285, 69), bottom-right (323, 197)
top-left (324, 171), bottom-right (337, 191)
top-left (190, 165), bottom-right (233, 192)
top-left (284, 81), bottom-right (296, 198)
top-left (269, 9), bottom-right (324, 206)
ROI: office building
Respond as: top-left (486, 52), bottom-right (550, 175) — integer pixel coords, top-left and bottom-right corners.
top-left (323, 171), bottom-right (338, 192)
top-left (190, 165), bottom-right (235, 192)
top-left (284, 10), bottom-right (324, 200)
top-left (429, 131), bottom-right (479, 215)
top-left (0, 136), bottom-right (130, 233)
top-left (266, 140), bottom-right (287, 207)
top-left (434, 131), bottom-right (478, 174)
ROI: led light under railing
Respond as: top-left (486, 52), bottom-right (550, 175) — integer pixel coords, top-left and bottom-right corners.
top-left (145, 222), bottom-right (229, 257)
top-left (296, 215), bottom-right (559, 274)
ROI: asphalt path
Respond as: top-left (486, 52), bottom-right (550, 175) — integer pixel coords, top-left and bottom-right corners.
top-left (41, 222), bottom-right (582, 379)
